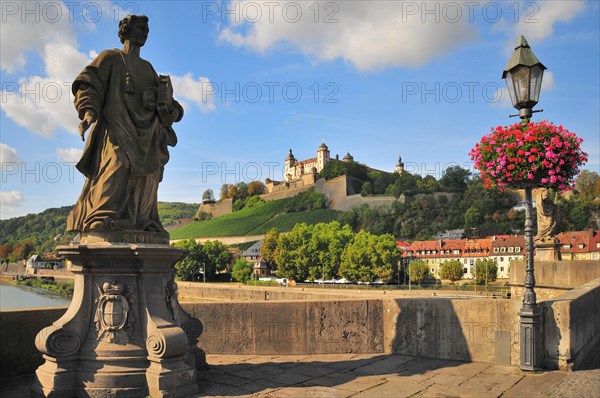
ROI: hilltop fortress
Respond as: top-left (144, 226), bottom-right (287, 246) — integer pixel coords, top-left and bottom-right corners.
top-left (198, 142), bottom-right (404, 218)
top-left (265, 142), bottom-right (404, 194)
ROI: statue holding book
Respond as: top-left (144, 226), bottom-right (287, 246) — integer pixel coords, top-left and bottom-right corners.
top-left (67, 14), bottom-right (183, 238)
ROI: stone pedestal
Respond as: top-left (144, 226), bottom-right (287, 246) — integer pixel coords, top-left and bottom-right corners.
top-left (535, 240), bottom-right (562, 262)
top-left (32, 237), bottom-right (205, 397)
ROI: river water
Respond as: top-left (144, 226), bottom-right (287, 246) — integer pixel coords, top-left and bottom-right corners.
top-left (0, 282), bottom-right (71, 309)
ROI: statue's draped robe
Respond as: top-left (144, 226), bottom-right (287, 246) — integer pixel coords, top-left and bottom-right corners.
top-left (535, 188), bottom-right (558, 243)
top-left (67, 49), bottom-right (181, 233)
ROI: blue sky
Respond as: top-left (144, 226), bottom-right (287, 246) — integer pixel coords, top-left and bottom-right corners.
top-left (1, 0), bottom-right (599, 218)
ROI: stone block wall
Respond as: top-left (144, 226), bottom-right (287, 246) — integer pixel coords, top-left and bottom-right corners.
top-left (383, 298), bottom-right (522, 365)
top-left (510, 260), bottom-right (600, 288)
top-left (541, 278), bottom-right (600, 370)
top-left (2, 281), bottom-right (598, 378)
top-left (0, 307), bottom-right (68, 377)
top-left (182, 299), bottom-right (384, 355)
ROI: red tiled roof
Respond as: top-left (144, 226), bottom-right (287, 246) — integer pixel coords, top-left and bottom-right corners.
top-left (491, 235), bottom-right (525, 249)
top-left (299, 157), bottom-right (317, 165)
top-left (557, 230), bottom-right (598, 254)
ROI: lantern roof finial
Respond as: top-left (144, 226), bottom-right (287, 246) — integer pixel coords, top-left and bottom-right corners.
top-left (502, 35), bottom-right (546, 78)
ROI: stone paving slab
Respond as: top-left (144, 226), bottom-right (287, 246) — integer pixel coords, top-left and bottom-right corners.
top-left (1, 353), bottom-right (598, 398)
top-left (502, 372), bottom-right (567, 398)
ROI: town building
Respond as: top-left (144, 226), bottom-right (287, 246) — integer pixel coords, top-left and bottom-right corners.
top-left (557, 229), bottom-right (600, 261)
top-left (400, 230), bottom-right (598, 282)
top-left (240, 241), bottom-right (271, 277)
top-left (401, 236), bottom-right (518, 280)
top-left (490, 235), bottom-right (525, 279)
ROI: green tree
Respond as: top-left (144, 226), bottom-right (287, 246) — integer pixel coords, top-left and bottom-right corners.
top-left (227, 185), bottom-right (238, 199)
top-left (308, 222), bottom-right (354, 281)
top-left (172, 239), bottom-right (205, 281)
top-left (260, 228), bottom-right (280, 271)
top-left (418, 175), bottom-right (440, 191)
top-left (274, 223), bottom-right (313, 281)
top-left (202, 189), bottom-right (215, 202)
top-left (247, 180), bottom-right (266, 196)
top-left (231, 258), bottom-right (253, 283)
top-left (575, 170), bottom-right (600, 198)
top-left (361, 181), bottom-right (373, 196)
top-left (464, 207), bottom-right (482, 229)
top-left (203, 240), bottom-right (233, 274)
top-left (220, 184), bottom-right (231, 200)
top-left (389, 173), bottom-right (419, 197)
top-left (439, 166), bottom-right (471, 193)
top-left (339, 230), bottom-right (399, 283)
top-left (408, 260), bottom-right (430, 285)
top-left (473, 259), bottom-right (498, 285)
top-left (438, 259), bottom-right (464, 284)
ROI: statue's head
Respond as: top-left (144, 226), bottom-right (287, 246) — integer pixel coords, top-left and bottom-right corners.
top-left (118, 14), bottom-right (149, 45)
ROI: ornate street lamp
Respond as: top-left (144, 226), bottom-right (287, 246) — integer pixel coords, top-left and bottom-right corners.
top-left (503, 35), bottom-right (546, 120)
top-left (503, 35), bottom-right (545, 371)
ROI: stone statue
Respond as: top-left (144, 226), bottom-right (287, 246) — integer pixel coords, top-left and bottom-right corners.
top-left (535, 188), bottom-right (558, 243)
top-left (67, 15), bottom-right (183, 236)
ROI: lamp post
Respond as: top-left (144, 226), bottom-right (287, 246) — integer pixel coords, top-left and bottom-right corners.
top-left (502, 35), bottom-right (545, 371)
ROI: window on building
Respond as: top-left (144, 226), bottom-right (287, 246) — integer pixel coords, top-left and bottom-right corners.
top-left (494, 247), bottom-right (499, 253)
top-left (592, 253), bottom-right (599, 260)
top-left (463, 268), bottom-right (468, 274)
top-left (579, 244), bottom-right (585, 249)
top-left (500, 267), bottom-right (504, 272)
top-left (508, 247), bottom-right (514, 252)
top-left (501, 247), bottom-right (506, 253)
top-left (515, 247), bottom-right (521, 253)
top-left (431, 268), bottom-right (435, 272)
top-left (500, 257), bottom-right (504, 262)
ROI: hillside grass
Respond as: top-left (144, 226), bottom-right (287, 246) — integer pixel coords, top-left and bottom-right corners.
top-left (169, 198), bottom-right (343, 239)
top-left (252, 209), bottom-right (343, 234)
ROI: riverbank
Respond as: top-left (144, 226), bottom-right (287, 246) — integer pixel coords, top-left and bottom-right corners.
top-left (0, 275), bottom-right (74, 298)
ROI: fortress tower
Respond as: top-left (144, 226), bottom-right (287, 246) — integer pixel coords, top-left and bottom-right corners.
top-left (395, 154), bottom-right (405, 175)
top-left (317, 142), bottom-right (330, 171)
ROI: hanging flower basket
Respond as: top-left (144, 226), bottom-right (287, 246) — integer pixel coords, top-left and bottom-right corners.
top-left (469, 120), bottom-right (587, 191)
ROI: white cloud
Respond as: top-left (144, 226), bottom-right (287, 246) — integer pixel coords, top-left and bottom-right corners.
top-left (218, 1), bottom-right (476, 71)
top-left (0, 143), bottom-right (21, 164)
top-left (511, 0), bottom-right (585, 43)
top-left (0, 191), bottom-right (24, 218)
top-left (0, 2), bottom-right (74, 73)
top-left (542, 71), bottom-right (555, 91)
top-left (1, 42), bottom-right (91, 137)
top-left (56, 147), bottom-right (83, 163)
top-left (171, 73), bottom-right (216, 112)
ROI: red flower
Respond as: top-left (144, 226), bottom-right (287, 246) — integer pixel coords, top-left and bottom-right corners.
top-left (469, 120), bottom-right (587, 192)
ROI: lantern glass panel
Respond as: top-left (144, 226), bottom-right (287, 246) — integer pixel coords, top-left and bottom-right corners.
top-left (529, 64), bottom-right (544, 104)
top-left (504, 71), bottom-right (517, 108)
top-left (512, 66), bottom-right (531, 107)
